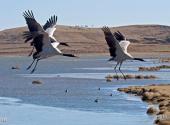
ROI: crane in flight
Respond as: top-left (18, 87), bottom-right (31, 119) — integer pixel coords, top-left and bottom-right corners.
top-left (23, 10), bottom-right (76, 73)
top-left (102, 26), bottom-right (145, 80)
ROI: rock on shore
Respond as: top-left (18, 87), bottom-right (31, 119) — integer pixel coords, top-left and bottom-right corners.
top-left (117, 84), bottom-right (170, 125)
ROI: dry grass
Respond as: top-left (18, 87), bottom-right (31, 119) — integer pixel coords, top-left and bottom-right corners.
top-left (159, 58), bottom-right (170, 63)
top-left (139, 65), bottom-right (170, 71)
top-left (105, 74), bottom-right (157, 81)
top-left (139, 66), bottom-right (160, 71)
top-left (159, 65), bottom-right (170, 69)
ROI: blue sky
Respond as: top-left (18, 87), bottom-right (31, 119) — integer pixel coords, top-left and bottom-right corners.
top-left (0, 0), bottom-right (170, 30)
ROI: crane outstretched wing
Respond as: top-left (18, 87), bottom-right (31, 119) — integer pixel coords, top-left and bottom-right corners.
top-left (23, 10), bottom-right (44, 43)
top-left (113, 31), bottom-right (130, 52)
top-left (114, 31), bottom-right (126, 41)
top-left (22, 31), bottom-right (45, 53)
top-left (43, 15), bottom-right (57, 36)
top-left (43, 15), bottom-right (69, 47)
top-left (27, 32), bottom-right (56, 54)
top-left (102, 27), bottom-right (122, 57)
top-left (24, 31), bottom-right (61, 54)
top-left (23, 10), bottom-right (44, 32)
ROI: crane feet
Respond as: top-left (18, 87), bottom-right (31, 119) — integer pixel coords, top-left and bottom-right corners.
top-left (28, 53), bottom-right (32, 57)
top-left (116, 76), bottom-right (119, 80)
top-left (30, 69), bottom-right (36, 74)
top-left (26, 66), bottom-right (32, 70)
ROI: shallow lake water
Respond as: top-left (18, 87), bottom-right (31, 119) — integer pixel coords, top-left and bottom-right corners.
top-left (0, 55), bottom-right (169, 125)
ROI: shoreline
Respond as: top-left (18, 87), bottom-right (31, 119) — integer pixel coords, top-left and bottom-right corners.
top-left (118, 84), bottom-right (170, 125)
top-left (0, 52), bottom-right (170, 58)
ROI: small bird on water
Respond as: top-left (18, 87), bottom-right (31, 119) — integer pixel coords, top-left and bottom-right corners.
top-left (94, 99), bottom-right (99, 103)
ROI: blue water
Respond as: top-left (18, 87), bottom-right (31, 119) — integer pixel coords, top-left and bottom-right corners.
top-left (0, 55), bottom-right (169, 125)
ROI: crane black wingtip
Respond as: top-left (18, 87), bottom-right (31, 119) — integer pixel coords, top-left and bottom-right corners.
top-left (23, 10), bottom-right (34, 19)
top-left (102, 26), bottom-right (111, 32)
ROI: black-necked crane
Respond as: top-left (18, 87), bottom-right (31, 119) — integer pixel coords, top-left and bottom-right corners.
top-left (23, 10), bottom-right (76, 73)
top-left (23, 10), bottom-right (69, 56)
top-left (102, 26), bottom-right (145, 80)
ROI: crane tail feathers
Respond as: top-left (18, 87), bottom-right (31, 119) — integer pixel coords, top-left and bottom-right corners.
top-left (133, 58), bottom-right (145, 62)
top-left (63, 54), bottom-right (77, 58)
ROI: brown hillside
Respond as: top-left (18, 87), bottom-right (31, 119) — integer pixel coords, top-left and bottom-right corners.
top-left (0, 25), bottom-right (170, 55)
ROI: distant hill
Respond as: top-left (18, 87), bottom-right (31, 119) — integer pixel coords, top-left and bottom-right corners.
top-left (0, 25), bottom-right (170, 55)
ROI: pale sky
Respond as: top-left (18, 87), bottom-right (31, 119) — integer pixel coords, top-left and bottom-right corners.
top-left (0, 0), bottom-right (170, 30)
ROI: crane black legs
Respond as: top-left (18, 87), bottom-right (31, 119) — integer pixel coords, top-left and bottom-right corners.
top-left (27, 59), bottom-right (35, 70)
top-left (28, 46), bottom-right (34, 56)
top-left (31, 59), bottom-right (40, 74)
top-left (114, 62), bottom-right (126, 80)
top-left (119, 62), bottom-right (126, 80)
top-left (114, 63), bottom-right (119, 80)
top-left (26, 59), bottom-right (40, 73)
